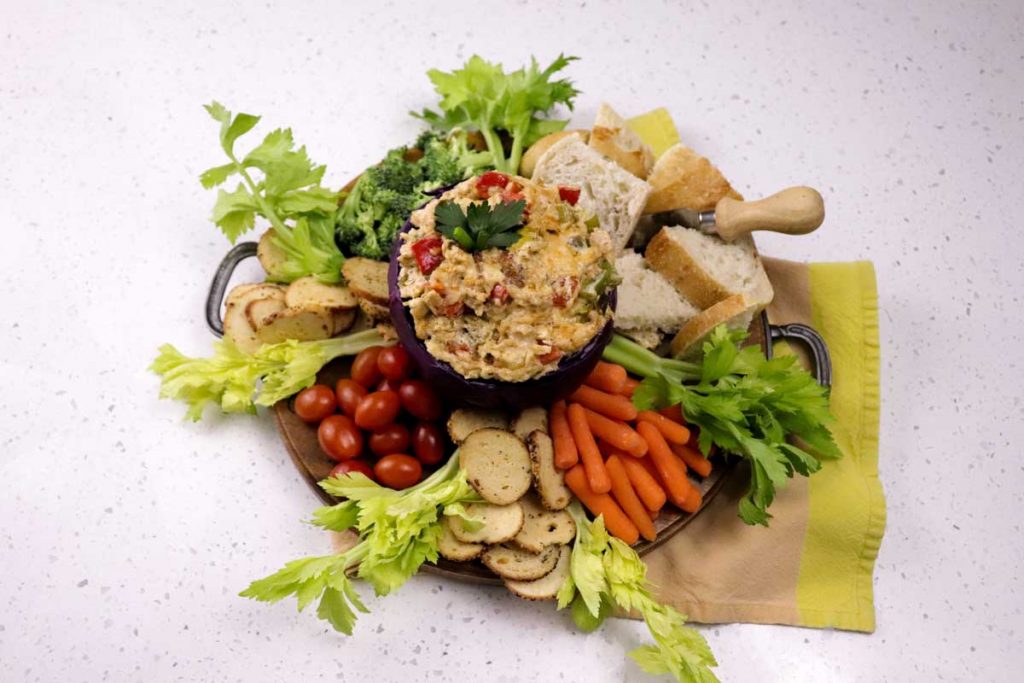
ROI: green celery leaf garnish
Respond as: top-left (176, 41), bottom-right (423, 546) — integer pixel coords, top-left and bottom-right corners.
top-left (602, 325), bottom-right (841, 526)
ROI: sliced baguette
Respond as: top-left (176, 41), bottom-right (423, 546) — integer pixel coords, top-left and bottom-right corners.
top-left (644, 143), bottom-right (743, 214)
top-left (589, 103), bottom-right (655, 179)
top-left (341, 257), bottom-right (389, 306)
top-left (512, 493), bottom-right (575, 553)
top-left (519, 130), bottom-right (587, 178)
top-left (526, 431), bottom-right (571, 511)
top-left (448, 502), bottom-right (524, 544)
top-left (504, 544), bottom-right (570, 601)
top-left (511, 407), bottom-right (549, 442)
top-left (482, 544), bottom-right (559, 581)
top-left (613, 252), bottom-right (700, 345)
top-left (438, 517), bottom-right (485, 561)
top-left (532, 136), bottom-right (650, 256)
top-left (460, 428), bottom-right (532, 505)
top-left (645, 226), bottom-right (774, 310)
top-left (446, 408), bottom-right (510, 445)
top-left (670, 294), bottom-right (758, 359)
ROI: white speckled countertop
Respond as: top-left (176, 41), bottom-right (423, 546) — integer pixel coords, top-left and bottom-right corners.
top-left (2, 0), bottom-right (1022, 680)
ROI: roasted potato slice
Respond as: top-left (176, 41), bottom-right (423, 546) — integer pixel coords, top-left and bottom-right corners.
top-left (504, 545), bottom-right (570, 601)
top-left (460, 429), bottom-right (532, 505)
top-left (255, 306), bottom-right (333, 344)
top-left (446, 409), bottom-right (510, 445)
top-left (448, 502), bottom-right (524, 544)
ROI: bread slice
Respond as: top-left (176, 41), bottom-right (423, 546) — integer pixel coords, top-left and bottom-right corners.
top-left (512, 407), bottom-right (549, 442)
top-left (438, 517), bottom-right (485, 561)
top-left (448, 502), bottom-right (524, 544)
top-left (613, 252), bottom-right (700, 347)
top-left (616, 327), bottom-right (665, 351)
top-left (645, 226), bottom-right (774, 310)
top-left (644, 143), bottom-right (742, 214)
top-left (526, 431), bottom-right (571, 511)
top-left (460, 428), bottom-right (532, 505)
top-left (446, 408), bottom-right (510, 445)
top-left (482, 544), bottom-right (560, 581)
top-left (504, 545), bottom-right (570, 601)
top-left (589, 103), bottom-right (655, 179)
top-left (341, 257), bottom-right (389, 305)
top-left (512, 493), bottom-right (576, 553)
top-left (670, 294), bottom-right (757, 359)
top-left (519, 130), bottom-right (587, 178)
top-left (285, 276), bottom-right (358, 311)
top-left (532, 136), bottom-right (651, 256)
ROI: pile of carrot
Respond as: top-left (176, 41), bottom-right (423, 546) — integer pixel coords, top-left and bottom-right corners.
top-left (551, 361), bottom-right (715, 545)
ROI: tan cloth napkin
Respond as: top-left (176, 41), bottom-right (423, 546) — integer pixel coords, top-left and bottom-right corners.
top-left (642, 258), bottom-right (885, 632)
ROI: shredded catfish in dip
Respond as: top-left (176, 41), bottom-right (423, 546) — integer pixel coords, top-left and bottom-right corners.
top-left (397, 175), bottom-right (616, 382)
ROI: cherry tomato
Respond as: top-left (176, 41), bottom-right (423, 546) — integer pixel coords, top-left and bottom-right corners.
top-left (369, 423), bottom-right (411, 457)
top-left (351, 346), bottom-right (384, 388)
top-left (329, 459), bottom-right (375, 481)
top-left (412, 422), bottom-right (445, 465)
top-left (397, 380), bottom-right (442, 421)
top-left (558, 186), bottom-right (581, 205)
top-left (317, 415), bottom-right (364, 462)
top-left (354, 390), bottom-right (401, 430)
top-left (377, 345), bottom-right (412, 381)
top-left (293, 385), bottom-right (336, 423)
top-left (334, 378), bottom-right (368, 417)
top-left (374, 454), bottom-right (422, 489)
top-left (376, 377), bottom-right (403, 393)
top-left (411, 237), bottom-right (444, 275)
top-left (475, 170), bottom-right (509, 197)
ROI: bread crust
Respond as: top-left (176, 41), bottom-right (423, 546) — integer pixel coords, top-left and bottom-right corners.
top-left (670, 294), bottom-right (752, 358)
top-left (644, 144), bottom-right (742, 214)
top-left (645, 228), bottom-right (734, 309)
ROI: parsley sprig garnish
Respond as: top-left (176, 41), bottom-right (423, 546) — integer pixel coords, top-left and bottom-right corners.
top-left (434, 199), bottom-right (526, 251)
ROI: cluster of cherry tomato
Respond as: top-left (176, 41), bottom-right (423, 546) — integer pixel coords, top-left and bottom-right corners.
top-left (292, 344), bottom-right (447, 490)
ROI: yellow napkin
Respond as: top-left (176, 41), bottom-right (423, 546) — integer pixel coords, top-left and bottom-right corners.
top-left (626, 111), bottom-right (886, 632)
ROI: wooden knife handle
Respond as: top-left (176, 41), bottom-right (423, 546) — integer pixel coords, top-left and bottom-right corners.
top-left (713, 186), bottom-right (825, 241)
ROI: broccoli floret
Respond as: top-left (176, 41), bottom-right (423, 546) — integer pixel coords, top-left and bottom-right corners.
top-left (366, 148), bottom-right (422, 195)
top-left (334, 131), bottom-right (494, 261)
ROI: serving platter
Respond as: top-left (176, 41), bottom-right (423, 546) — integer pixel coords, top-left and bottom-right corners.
top-left (206, 241), bottom-right (831, 585)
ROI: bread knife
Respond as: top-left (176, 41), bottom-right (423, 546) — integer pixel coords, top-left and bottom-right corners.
top-left (651, 186), bottom-right (825, 243)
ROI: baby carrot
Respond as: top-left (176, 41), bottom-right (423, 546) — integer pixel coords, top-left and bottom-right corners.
top-left (680, 485), bottom-right (703, 513)
top-left (564, 465), bottom-right (639, 544)
top-left (672, 443), bottom-right (713, 478)
top-left (637, 410), bottom-right (691, 446)
top-left (569, 385), bottom-right (638, 422)
top-left (620, 376), bottom-right (641, 398)
top-left (567, 402), bottom-right (611, 494)
top-left (606, 455), bottom-right (657, 541)
top-left (619, 456), bottom-right (667, 512)
top-left (584, 361), bottom-right (628, 394)
top-left (637, 420), bottom-right (694, 508)
top-left (550, 401), bottom-right (578, 470)
top-left (581, 406), bottom-right (648, 457)
top-left (657, 404), bottom-right (686, 424)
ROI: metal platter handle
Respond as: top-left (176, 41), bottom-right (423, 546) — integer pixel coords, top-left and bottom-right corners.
top-left (205, 242), bottom-right (259, 337)
top-left (764, 319), bottom-right (833, 388)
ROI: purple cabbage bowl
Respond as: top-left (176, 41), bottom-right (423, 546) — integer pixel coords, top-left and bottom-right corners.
top-left (387, 219), bottom-right (616, 410)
